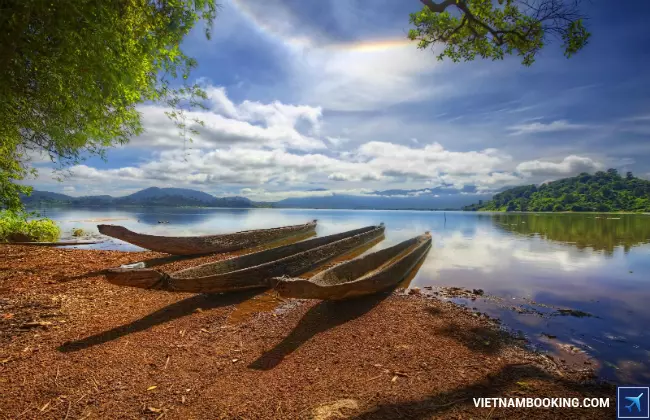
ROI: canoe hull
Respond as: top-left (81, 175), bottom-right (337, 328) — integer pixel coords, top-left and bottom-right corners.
top-left (273, 233), bottom-right (431, 300)
top-left (104, 224), bottom-right (386, 293)
top-left (97, 220), bottom-right (317, 255)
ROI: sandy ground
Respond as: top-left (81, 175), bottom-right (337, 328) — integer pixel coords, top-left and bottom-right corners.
top-left (0, 244), bottom-right (615, 419)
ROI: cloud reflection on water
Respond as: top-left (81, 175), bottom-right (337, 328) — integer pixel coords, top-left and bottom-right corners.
top-left (42, 207), bottom-right (650, 382)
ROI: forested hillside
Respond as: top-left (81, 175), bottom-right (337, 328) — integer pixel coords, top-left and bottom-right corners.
top-left (464, 170), bottom-right (650, 212)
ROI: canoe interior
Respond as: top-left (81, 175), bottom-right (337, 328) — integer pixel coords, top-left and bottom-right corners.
top-left (117, 230), bottom-right (318, 270)
top-left (104, 224), bottom-right (386, 293)
top-left (297, 233), bottom-right (386, 279)
top-left (311, 234), bottom-right (429, 286)
top-left (173, 224), bottom-right (381, 279)
top-left (272, 233), bottom-right (431, 300)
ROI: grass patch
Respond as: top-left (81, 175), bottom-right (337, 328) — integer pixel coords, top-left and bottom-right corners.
top-left (0, 210), bottom-right (61, 242)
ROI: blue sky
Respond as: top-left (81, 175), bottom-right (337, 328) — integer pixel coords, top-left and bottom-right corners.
top-left (30, 0), bottom-right (650, 201)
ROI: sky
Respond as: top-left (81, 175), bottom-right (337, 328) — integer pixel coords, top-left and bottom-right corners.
top-left (28, 0), bottom-right (650, 202)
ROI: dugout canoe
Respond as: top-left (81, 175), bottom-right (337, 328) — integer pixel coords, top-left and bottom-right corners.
top-left (272, 232), bottom-right (431, 300)
top-left (104, 224), bottom-right (386, 293)
top-left (97, 220), bottom-right (318, 255)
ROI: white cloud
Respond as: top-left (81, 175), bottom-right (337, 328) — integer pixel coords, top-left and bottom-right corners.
top-left (444, 172), bottom-right (522, 191)
top-left (204, 85), bottom-right (322, 133)
top-left (68, 146), bottom-right (375, 187)
top-left (506, 120), bottom-right (592, 136)
top-left (132, 87), bottom-right (326, 151)
top-left (236, 187), bottom-right (373, 202)
top-left (230, 0), bottom-right (326, 49)
top-left (61, 136), bottom-right (527, 198)
top-left (325, 136), bottom-right (349, 147)
top-left (57, 83), bottom-right (525, 194)
top-left (23, 150), bottom-right (52, 165)
top-left (26, 83), bottom-right (618, 200)
top-left (622, 114), bottom-right (650, 122)
top-left (516, 155), bottom-right (603, 177)
top-left (230, 0), bottom-right (447, 112)
top-left (328, 172), bottom-right (351, 181)
top-left (293, 44), bottom-right (444, 111)
top-left (357, 141), bottom-right (512, 183)
top-left (204, 86), bottom-right (240, 118)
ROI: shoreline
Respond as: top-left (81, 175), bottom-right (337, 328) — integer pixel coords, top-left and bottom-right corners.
top-left (23, 205), bottom-right (650, 215)
top-left (0, 245), bottom-right (615, 418)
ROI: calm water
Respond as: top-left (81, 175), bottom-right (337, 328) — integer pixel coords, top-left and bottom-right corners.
top-left (35, 207), bottom-right (650, 383)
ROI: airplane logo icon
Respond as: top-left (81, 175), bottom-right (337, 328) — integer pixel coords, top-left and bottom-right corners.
top-left (618, 386), bottom-right (649, 419)
top-left (627, 393), bottom-right (644, 412)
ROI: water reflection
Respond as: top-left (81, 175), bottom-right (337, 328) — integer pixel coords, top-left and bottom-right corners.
top-left (489, 213), bottom-right (650, 255)
top-left (39, 207), bottom-right (650, 383)
top-left (406, 213), bottom-right (650, 383)
top-left (131, 207), bottom-right (254, 227)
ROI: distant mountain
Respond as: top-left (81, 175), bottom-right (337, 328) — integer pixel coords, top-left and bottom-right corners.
top-left (22, 186), bottom-right (497, 210)
top-left (75, 195), bottom-right (114, 206)
top-left (274, 192), bottom-right (492, 210)
top-left (120, 187), bottom-right (215, 203)
top-left (23, 191), bottom-right (72, 202)
top-left (373, 185), bottom-right (478, 196)
top-left (464, 169), bottom-right (650, 212)
top-left (22, 188), bottom-right (254, 208)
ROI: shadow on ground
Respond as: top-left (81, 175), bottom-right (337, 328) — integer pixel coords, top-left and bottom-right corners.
top-left (58, 290), bottom-right (263, 352)
top-left (54, 254), bottom-right (200, 282)
top-left (349, 363), bottom-right (614, 419)
top-left (248, 292), bottom-right (391, 370)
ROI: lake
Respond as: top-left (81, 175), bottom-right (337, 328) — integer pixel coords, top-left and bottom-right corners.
top-left (32, 207), bottom-right (650, 384)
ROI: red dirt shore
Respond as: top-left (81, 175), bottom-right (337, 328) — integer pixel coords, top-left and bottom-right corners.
top-left (0, 245), bottom-right (615, 419)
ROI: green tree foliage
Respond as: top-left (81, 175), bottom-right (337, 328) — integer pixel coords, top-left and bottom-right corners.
top-left (489, 213), bottom-right (650, 256)
top-left (465, 170), bottom-right (650, 212)
top-left (408, 0), bottom-right (590, 66)
top-left (0, 210), bottom-right (61, 242)
top-left (0, 0), bottom-right (217, 211)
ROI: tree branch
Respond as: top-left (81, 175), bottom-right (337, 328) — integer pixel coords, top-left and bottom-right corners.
top-left (420, 0), bottom-right (536, 46)
top-left (419, 0), bottom-right (458, 13)
top-left (442, 14), bottom-right (469, 42)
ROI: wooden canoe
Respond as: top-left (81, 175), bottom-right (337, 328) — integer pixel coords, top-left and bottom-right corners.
top-left (273, 232), bottom-right (431, 300)
top-left (97, 220), bottom-right (318, 255)
top-left (104, 224), bottom-right (386, 293)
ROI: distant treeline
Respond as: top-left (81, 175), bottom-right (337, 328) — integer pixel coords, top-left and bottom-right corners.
top-left (464, 170), bottom-right (650, 212)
